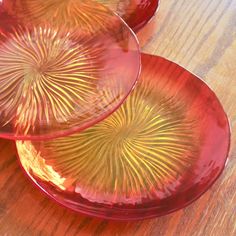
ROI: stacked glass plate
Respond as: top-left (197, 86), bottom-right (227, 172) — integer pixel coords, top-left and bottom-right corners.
top-left (0, 0), bottom-right (230, 220)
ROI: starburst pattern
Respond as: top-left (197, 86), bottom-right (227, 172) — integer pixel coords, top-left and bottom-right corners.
top-left (16, 54), bottom-right (230, 220)
top-left (5, 0), bottom-right (120, 34)
top-left (0, 25), bottom-right (107, 136)
top-left (16, 67), bottom-right (199, 205)
top-left (4, 0), bottom-right (159, 32)
top-left (0, 0), bottom-right (140, 139)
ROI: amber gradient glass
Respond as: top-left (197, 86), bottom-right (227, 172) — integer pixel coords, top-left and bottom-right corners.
top-left (98, 0), bottom-right (160, 31)
top-left (0, 0), bottom-right (140, 140)
top-left (16, 54), bottom-right (230, 220)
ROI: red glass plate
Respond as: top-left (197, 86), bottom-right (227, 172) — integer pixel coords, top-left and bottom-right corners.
top-left (98, 0), bottom-right (160, 31)
top-left (0, 0), bottom-right (140, 140)
top-left (16, 53), bottom-right (230, 220)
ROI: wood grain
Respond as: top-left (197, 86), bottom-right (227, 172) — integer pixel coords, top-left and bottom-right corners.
top-left (0, 0), bottom-right (236, 235)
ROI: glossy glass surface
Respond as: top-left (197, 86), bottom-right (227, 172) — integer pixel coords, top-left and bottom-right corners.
top-left (16, 54), bottom-right (230, 220)
top-left (99, 0), bottom-right (159, 31)
top-left (0, 0), bottom-right (140, 140)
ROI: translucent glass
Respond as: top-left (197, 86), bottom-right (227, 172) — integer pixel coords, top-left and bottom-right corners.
top-left (0, 0), bottom-right (140, 140)
top-left (16, 54), bottom-right (230, 220)
top-left (98, 0), bottom-right (160, 31)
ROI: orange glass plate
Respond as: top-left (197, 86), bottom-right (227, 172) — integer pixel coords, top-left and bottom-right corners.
top-left (16, 54), bottom-right (230, 220)
top-left (98, 0), bottom-right (160, 31)
top-left (0, 0), bottom-right (140, 140)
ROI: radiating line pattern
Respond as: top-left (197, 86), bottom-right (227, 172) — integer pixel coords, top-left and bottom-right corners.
top-left (5, 0), bottom-right (159, 32)
top-left (17, 70), bottom-right (199, 205)
top-left (16, 54), bottom-right (230, 220)
top-left (0, 0), bottom-right (140, 139)
top-left (5, 0), bottom-right (121, 34)
top-left (0, 25), bottom-right (106, 135)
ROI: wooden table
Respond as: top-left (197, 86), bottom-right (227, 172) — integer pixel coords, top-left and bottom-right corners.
top-left (0, 0), bottom-right (235, 235)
